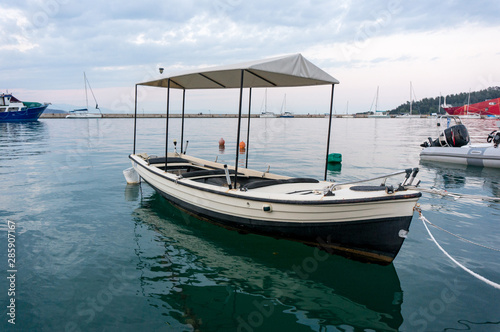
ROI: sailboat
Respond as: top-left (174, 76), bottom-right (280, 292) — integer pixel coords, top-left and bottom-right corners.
top-left (279, 94), bottom-right (294, 118)
top-left (368, 86), bottom-right (389, 118)
top-left (66, 72), bottom-right (103, 118)
top-left (397, 81), bottom-right (420, 118)
top-left (259, 89), bottom-right (277, 118)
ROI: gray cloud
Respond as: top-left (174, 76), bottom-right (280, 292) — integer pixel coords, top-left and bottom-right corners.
top-left (1, 0), bottom-right (500, 111)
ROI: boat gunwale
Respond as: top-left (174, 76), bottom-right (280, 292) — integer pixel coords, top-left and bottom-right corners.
top-left (130, 154), bottom-right (422, 205)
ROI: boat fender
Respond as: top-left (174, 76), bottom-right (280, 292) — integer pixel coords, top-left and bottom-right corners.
top-left (223, 164), bottom-right (233, 189)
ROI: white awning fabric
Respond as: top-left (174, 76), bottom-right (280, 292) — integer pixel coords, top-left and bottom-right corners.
top-left (138, 54), bottom-right (339, 89)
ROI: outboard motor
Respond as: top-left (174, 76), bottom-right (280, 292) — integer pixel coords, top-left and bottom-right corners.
top-left (421, 124), bottom-right (470, 148)
top-left (439, 124), bottom-right (470, 147)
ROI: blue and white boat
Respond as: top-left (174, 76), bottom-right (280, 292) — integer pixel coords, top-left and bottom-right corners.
top-left (0, 93), bottom-right (49, 122)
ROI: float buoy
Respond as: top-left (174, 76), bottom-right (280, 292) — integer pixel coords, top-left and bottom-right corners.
top-left (328, 153), bottom-right (342, 164)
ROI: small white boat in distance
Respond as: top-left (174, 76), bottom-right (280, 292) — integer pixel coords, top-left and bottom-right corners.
top-left (420, 117), bottom-right (500, 168)
top-left (128, 54), bottom-right (422, 264)
top-left (66, 110), bottom-right (103, 118)
top-left (260, 111), bottom-right (276, 118)
top-left (66, 72), bottom-right (102, 119)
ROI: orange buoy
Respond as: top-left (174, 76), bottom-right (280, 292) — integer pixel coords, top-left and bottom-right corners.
top-left (239, 141), bottom-right (245, 150)
top-left (218, 138), bottom-right (225, 147)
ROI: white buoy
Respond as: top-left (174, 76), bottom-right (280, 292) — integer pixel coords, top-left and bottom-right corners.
top-left (123, 167), bottom-right (140, 184)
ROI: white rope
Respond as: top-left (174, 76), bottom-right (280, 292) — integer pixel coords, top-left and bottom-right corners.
top-left (411, 186), bottom-right (500, 203)
top-left (419, 213), bottom-right (500, 290)
top-left (422, 216), bottom-right (500, 252)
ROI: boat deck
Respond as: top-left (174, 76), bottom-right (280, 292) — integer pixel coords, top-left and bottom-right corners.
top-left (133, 153), bottom-right (416, 202)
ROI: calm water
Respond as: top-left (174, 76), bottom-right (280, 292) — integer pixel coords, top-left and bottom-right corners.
top-left (1, 117), bottom-right (499, 331)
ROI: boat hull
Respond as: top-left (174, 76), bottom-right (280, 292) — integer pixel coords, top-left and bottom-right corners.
top-left (444, 97), bottom-right (500, 116)
top-left (420, 145), bottom-right (500, 168)
top-left (131, 154), bottom-right (420, 264)
top-left (0, 105), bottom-right (48, 122)
top-left (66, 113), bottom-right (103, 118)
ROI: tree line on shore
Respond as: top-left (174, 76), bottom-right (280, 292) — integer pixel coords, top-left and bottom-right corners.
top-left (388, 86), bottom-right (500, 115)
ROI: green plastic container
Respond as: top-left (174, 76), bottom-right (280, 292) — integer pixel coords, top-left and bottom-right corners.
top-left (328, 153), bottom-right (342, 164)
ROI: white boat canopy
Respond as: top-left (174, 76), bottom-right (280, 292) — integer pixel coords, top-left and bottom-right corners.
top-left (138, 53), bottom-right (339, 89)
top-left (133, 53), bottom-right (339, 181)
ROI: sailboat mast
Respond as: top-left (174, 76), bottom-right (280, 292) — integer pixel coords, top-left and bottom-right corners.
top-left (466, 88), bottom-right (471, 115)
top-left (280, 94), bottom-right (286, 114)
top-left (265, 89), bottom-right (267, 112)
top-left (438, 93), bottom-right (441, 114)
top-left (409, 81), bottom-right (412, 116)
top-left (375, 86), bottom-right (379, 112)
top-left (84, 72), bottom-right (89, 111)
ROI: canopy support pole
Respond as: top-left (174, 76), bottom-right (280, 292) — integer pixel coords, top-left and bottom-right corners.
top-left (181, 89), bottom-right (186, 154)
top-left (234, 69), bottom-right (245, 188)
top-left (164, 79), bottom-right (171, 172)
top-left (245, 87), bottom-right (252, 168)
top-left (133, 84), bottom-right (138, 154)
top-left (324, 84), bottom-right (335, 181)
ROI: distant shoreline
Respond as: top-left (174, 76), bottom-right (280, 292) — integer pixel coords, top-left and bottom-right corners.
top-left (40, 113), bottom-right (433, 119)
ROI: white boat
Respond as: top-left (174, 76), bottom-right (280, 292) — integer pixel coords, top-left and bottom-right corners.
top-left (259, 88), bottom-right (277, 118)
top-left (66, 111), bottom-right (103, 119)
top-left (420, 117), bottom-right (500, 168)
top-left (396, 82), bottom-right (421, 117)
top-left (279, 94), bottom-right (294, 118)
top-left (128, 54), bottom-right (422, 264)
top-left (66, 72), bottom-right (103, 119)
top-left (260, 111), bottom-right (276, 118)
top-left (368, 86), bottom-right (389, 118)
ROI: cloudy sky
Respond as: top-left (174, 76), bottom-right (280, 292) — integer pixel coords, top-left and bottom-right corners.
top-left (2, 0), bottom-right (500, 114)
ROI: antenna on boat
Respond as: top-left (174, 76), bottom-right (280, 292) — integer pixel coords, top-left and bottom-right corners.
top-left (183, 140), bottom-right (189, 154)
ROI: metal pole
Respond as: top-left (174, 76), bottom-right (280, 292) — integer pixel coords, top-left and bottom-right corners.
top-left (133, 84), bottom-right (138, 154)
top-left (234, 69), bottom-right (245, 188)
top-left (164, 79), bottom-right (170, 171)
top-left (324, 84), bottom-right (335, 181)
top-left (245, 87), bottom-right (252, 168)
top-left (181, 89), bottom-right (186, 154)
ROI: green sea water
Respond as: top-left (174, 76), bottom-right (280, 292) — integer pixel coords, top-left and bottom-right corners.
top-left (1, 117), bottom-right (499, 331)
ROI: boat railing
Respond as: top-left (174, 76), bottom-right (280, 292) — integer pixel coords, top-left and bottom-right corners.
top-left (328, 168), bottom-right (419, 191)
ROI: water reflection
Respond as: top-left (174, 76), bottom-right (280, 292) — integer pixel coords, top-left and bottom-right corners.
top-left (124, 184), bottom-right (141, 201)
top-left (420, 161), bottom-right (500, 198)
top-left (327, 162), bottom-right (342, 175)
top-left (132, 192), bottom-right (403, 331)
top-left (0, 122), bottom-right (48, 161)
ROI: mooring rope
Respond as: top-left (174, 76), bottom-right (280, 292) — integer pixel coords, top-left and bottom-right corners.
top-left (419, 213), bottom-right (500, 252)
top-left (410, 186), bottom-right (500, 203)
top-left (414, 206), bottom-right (500, 290)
